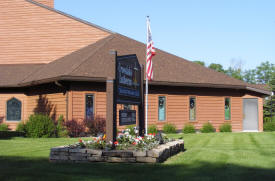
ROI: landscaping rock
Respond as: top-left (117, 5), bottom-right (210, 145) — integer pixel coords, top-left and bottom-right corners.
top-left (102, 150), bottom-right (133, 158)
top-left (133, 150), bottom-right (146, 157)
top-left (136, 156), bottom-right (157, 163)
top-left (49, 139), bottom-right (184, 164)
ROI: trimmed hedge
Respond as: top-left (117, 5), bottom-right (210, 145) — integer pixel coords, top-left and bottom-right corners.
top-left (201, 122), bottom-right (215, 133)
top-left (163, 123), bottom-right (177, 134)
top-left (263, 122), bottom-right (275, 132)
top-left (182, 124), bottom-right (196, 134)
top-left (148, 124), bottom-right (158, 134)
top-left (0, 124), bottom-right (9, 131)
top-left (0, 131), bottom-right (25, 139)
top-left (219, 123), bottom-right (232, 132)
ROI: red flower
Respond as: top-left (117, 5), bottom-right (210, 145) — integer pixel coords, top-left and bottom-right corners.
top-left (79, 139), bottom-right (83, 143)
top-left (114, 141), bottom-right (118, 145)
top-left (153, 133), bottom-right (156, 136)
top-left (148, 133), bottom-right (152, 136)
top-left (132, 142), bottom-right (137, 145)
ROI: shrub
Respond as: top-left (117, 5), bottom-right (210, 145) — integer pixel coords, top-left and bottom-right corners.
top-left (0, 123), bottom-right (9, 131)
top-left (25, 114), bottom-right (56, 138)
top-left (56, 115), bottom-right (68, 137)
top-left (16, 122), bottom-right (26, 133)
top-left (263, 122), bottom-right (275, 132)
top-left (163, 123), bottom-right (176, 134)
top-left (148, 124), bottom-right (158, 134)
top-left (201, 122), bottom-right (215, 133)
top-left (84, 116), bottom-right (106, 136)
top-left (182, 124), bottom-right (195, 134)
top-left (65, 119), bottom-right (86, 137)
top-left (219, 123), bottom-right (232, 132)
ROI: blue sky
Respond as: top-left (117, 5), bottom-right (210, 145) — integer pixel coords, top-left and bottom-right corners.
top-left (55, 0), bottom-right (275, 70)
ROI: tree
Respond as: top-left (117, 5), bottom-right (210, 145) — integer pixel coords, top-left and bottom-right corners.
top-left (226, 67), bottom-right (243, 81)
top-left (263, 73), bottom-right (275, 122)
top-left (208, 63), bottom-right (225, 73)
top-left (193, 61), bottom-right (205, 66)
top-left (243, 69), bottom-right (257, 84)
top-left (255, 61), bottom-right (275, 84)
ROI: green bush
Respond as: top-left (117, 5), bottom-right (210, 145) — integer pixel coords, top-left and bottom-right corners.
top-left (219, 123), bottom-right (232, 132)
top-left (0, 123), bottom-right (9, 131)
top-left (182, 124), bottom-right (196, 134)
top-left (25, 114), bottom-right (56, 138)
top-left (126, 125), bottom-right (136, 136)
top-left (16, 122), bottom-right (26, 133)
top-left (163, 123), bottom-right (176, 134)
top-left (201, 122), bottom-right (215, 133)
top-left (56, 115), bottom-right (68, 137)
top-left (263, 122), bottom-right (275, 132)
top-left (148, 124), bottom-right (158, 134)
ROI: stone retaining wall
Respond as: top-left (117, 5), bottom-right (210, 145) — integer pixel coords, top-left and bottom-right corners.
top-left (49, 140), bottom-right (184, 163)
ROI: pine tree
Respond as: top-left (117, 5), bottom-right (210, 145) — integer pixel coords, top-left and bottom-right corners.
top-left (263, 73), bottom-right (275, 122)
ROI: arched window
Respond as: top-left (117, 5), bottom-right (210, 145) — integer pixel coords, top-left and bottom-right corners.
top-left (6, 98), bottom-right (22, 121)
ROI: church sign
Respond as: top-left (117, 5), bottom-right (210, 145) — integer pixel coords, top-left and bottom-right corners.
top-left (116, 54), bottom-right (141, 105)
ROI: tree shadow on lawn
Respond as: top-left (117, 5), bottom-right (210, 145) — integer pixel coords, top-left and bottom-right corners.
top-left (0, 156), bottom-right (275, 181)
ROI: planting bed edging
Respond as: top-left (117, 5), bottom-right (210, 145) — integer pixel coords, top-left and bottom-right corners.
top-left (49, 140), bottom-right (184, 163)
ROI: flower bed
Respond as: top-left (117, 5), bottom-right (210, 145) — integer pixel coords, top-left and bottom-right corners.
top-left (49, 128), bottom-right (184, 163)
top-left (50, 140), bottom-right (184, 163)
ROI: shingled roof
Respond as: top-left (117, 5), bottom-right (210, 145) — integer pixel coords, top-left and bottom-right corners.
top-left (0, 33), bottom-right (269, 95)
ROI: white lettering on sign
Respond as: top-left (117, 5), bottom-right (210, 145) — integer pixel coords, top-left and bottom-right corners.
top-left (119, 64), bottom-right (132, 76)
top-left (119, 75), bottom-right (133, 86)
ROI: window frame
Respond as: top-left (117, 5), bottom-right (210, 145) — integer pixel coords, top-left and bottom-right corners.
top-left (158, 96), bottom-right (166, 121)
top-left (189, 96), bottom-right (196, 121)
top-left (6, 97), bottom-right (22, 122)
top-left (224, 97), bottom-right (231, 120)
top-left (85, 93), bottom-right (95, 119)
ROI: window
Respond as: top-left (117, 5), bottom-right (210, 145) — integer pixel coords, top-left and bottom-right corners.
top-left (225, 98), bottom-right (231, 120)
top-left (158, 96), bottom-right (166, 121)
top-left (85, 94), bottom-right (94, 119)
top-left (6, 98), bottom-right (22, 121)
top-left (189, 97), bottom-right (196, 121)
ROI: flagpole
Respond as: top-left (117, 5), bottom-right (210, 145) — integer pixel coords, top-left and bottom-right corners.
top-left (145, 16), bottom-right (149, 135)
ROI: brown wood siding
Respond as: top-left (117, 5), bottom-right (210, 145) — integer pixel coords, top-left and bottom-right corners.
top-left (71, 91), bottom-right (106, 121)
top-left (26, 93), bottom-right (67, 121)
top-left (0, 0), bottom-right (110, 64)
top-left (33, 0), bottom-right (54, 8)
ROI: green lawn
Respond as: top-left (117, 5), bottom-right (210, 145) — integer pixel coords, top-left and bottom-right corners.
top-left (1, 132), bottom-right (275, 181)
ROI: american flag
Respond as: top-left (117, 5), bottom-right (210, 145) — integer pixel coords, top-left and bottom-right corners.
top-left (146, 17), bottom-right (156, 80)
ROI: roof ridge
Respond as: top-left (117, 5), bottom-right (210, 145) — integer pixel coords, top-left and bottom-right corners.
top-left (25, 0), bottom-right (115, 34)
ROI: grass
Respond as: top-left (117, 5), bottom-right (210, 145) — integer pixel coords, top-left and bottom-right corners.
top-left (1, 133), bottom-right (275, 181)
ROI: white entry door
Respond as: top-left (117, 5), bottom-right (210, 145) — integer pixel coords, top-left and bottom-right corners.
top-left (243, 98), bottom-right (259, 132)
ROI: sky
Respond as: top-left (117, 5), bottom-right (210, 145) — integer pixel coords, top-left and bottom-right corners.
top-left (55, 0), bottom-right (275, 70)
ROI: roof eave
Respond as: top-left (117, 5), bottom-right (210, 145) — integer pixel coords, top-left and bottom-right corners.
top-left (18, 76), bottom-right (107, 87)
top-left (246, 86), bottom-right (272, 96)
top-left (149, 80), bottom-right (246, 90)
